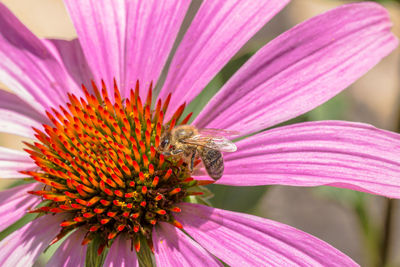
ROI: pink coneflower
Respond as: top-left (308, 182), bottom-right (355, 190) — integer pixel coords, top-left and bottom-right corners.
top-left (0, 0), bottom-right (398, 266)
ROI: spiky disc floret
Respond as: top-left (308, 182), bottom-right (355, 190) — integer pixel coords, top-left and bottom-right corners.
top-left (22, 80), bottom-right (202, 252)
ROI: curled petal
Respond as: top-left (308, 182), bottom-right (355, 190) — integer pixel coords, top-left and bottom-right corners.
top-left (176, 203), bottom-right (358, 266)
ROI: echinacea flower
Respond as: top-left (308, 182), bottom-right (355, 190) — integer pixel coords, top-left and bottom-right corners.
top-left (0, 0), bottom-right (399, 266)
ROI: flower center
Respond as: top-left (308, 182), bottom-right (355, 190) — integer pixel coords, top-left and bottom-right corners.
top-left (22, 80), bottom-right (205, 253)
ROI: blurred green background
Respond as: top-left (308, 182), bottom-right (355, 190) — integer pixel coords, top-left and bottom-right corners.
top-left (0, 0), bottom-right (399, 266)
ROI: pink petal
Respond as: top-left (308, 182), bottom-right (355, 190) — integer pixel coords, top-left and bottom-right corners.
top-left (159, 0), bottom-right (289, 116)
top-left (44, 38), bottom-right (94, 91)
top-left (64, 0), bottom-right (190, 99)
top-left (153, 222), bottom-right (222, 267)
top-left (177, 203), bottom-right (358, 266)
top-left (47, 230), bottom-right (87, 267)
top-left (0, 110), bottom-right (40, 138)
top-left (195, 2), bottom-right (398, 135)
top-left (211, 121), bottom-right (400, 199)
top-left (0, 183), bottom-right (41, 232)
top-left (0, 214), bottom-right (64, 266)
top-left (0, 90), bottom-right (47, 138)
top-left (0, 90), bottom-right (47, 123)
top-left (0, 4), bottom-right (80, 114)
top-left (0, 147), bottom-right (35, 178)
top-left (103, 235), bottom-right (138, 267)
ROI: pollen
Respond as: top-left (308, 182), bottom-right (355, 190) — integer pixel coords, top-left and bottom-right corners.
top-left (22, 79), bottom-right (199, 253)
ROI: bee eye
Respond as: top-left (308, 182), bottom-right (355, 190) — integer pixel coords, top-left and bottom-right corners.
top-left (160, 139), bottom-right (169, 148)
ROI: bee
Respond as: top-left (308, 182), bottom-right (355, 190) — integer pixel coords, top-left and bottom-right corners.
top-left (157, 125), bottom-right (238, 180)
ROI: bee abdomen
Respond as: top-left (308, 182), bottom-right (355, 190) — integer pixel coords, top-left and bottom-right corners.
top-left (200, 149), bottom-right (224, 180)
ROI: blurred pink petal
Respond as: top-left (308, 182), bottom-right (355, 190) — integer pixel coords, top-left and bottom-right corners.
top-left (0, 90), bottom-right (47, 123)
top-left (195, 3), bottom-right (398, 135)
top-left (103, 235), bottom-right (138, 267)
top-left (159, 0), bottom-right (289, 117)
top-left (0, 3), bottom-right (80, 114)
top-left (0, 90), bottom-right (46, 138)
top-left (0, 110), bottom-right (39, 138)
top-left (153, 222), bottom-right (222, 266)
top-left (44, 39), bottom-right (94, 90)
top-left (0, 183), bottom-right (41, 231)
top-left (47, 230), bottom-right (87, 267)
top-left (0, 147), bottom-right (36, 178)
top-left (0, 214), bottom-right (63, 266)
top-left (64, 0), bottom-right (190, 99)
top-left (208, 121), bottom-right (400, 198)
top-left (177, 203), bottom-right (358, 266)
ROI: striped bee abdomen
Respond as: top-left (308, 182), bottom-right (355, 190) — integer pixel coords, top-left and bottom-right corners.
top-left (200, 148), bottom-right (224, 180)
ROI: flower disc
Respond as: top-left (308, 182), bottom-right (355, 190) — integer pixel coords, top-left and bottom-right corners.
top-left (22, 80), bottom-right (202, 252)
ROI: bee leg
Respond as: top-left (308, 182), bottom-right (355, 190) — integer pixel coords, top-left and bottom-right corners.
top-left (189, 149), bottom-right (197, 171)
top-left (170, 149), bottom-right (184, 155)
top-left (161, 149), bottom-right (183, 156)
top-left (190, 153), bottom-right (195, 171)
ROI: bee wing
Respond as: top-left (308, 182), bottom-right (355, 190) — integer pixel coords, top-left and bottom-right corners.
top-left (183, 135), bottom-right (237, 152)
top-left (197, 128), bottom-right (241, 138)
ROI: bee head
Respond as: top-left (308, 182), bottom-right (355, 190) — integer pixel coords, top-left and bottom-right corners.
top-left (158, 131), bottom-right (172, 153)
top-left (160, 137), bottom-right (170, 149)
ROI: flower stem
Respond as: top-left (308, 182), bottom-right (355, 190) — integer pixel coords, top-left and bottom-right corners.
top-left (380, 198), bottom-right (395, 267)
top-left (379, 96), bottom-right (400, 267)
top-left (354, 197), bottom-right (380, 267)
